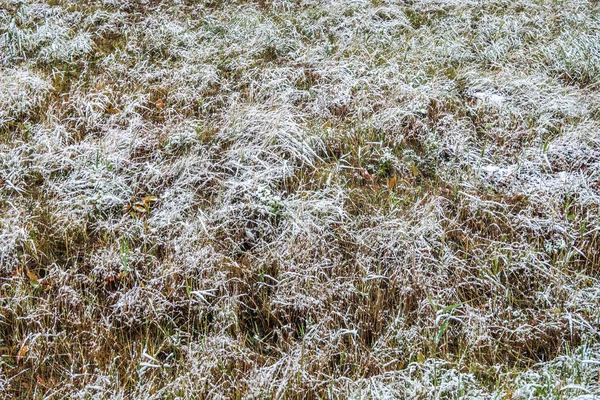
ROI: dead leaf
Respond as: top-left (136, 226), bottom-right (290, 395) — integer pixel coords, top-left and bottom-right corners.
top-left (143, 195), bottom-right (157, 204)
top-left (16, 344), bottom-right (28, 361)
top-left (156, 99), bottom-right (164, 109)
top-left (132, 204), bottom-right (147, 213)
top-left (411, 163), bottom-right (419, 177)
top-left (26, 269), bottom-right (38, 281)
top-left (359, 168), bottom-right (372, 180)
top-left (388, 176), bottom-right (397, 189)
top-left (26, 269), bottom-right (39, 286)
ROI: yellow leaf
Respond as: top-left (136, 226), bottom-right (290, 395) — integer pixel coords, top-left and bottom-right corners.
top-left (411, 163), bottom-right (419, 177)
top-left (26, 269), bottom-right (38, 282)
top-left (132, 204), bottom-right (147, 213)
top-left (143, 195), bottom-right (157, 204)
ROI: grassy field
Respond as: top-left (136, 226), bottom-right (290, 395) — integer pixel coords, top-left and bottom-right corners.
top-left (1, 0), bottom-right (600, 398)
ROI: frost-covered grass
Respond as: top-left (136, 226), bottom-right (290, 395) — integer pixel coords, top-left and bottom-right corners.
top-left (1, 0), bottom-right (600, 398)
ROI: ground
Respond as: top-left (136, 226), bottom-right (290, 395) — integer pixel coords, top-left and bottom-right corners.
top-left (1, 0), bottom-right (600, 398)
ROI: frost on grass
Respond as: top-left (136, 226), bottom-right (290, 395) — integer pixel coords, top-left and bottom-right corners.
top-left (0, 68), bottom-right (51, 128)
top-left (1, 0), bottom-right (600, 398)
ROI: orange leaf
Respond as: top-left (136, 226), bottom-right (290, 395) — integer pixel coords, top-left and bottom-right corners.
top-left (17, 345), bottom-right (28, 361)
top-left (36, 375), bottom-right (46, 385)
top-left (156, 99), bottom-right (164, 109)
top-left (388, 176), bottom-right (397, 189)
top-left (26, 269), bottom-right (39, 283)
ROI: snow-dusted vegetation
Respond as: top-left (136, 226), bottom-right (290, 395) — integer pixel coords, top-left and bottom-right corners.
top-left (1, 0), bottom-right (599, 398)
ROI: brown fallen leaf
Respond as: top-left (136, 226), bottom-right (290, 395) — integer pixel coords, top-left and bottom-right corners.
top-left (36, 375), bottom-right (46, 386)
top-left (359, 168), bottom-right (372, 180)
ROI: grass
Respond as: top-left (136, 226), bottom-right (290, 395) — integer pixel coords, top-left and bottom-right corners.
top-left (1, 0), bottom-right (600, 398)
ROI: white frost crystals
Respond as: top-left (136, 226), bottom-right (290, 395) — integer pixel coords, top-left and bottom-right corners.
top-left (0, 68), bottom-right (51, 128)
top-left (1, 0), bottom-right (600, 398)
